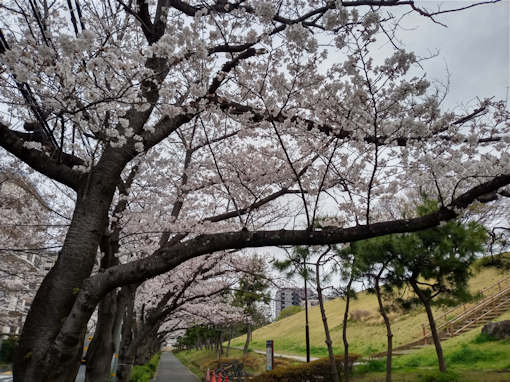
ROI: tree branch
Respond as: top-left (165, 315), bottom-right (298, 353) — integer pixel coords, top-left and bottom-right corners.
top-left (210, 95), bottom-right (503, 146)
top-left (0, 122), bottom-right (83, 190)
top-left (98, 173), bottom-right (510, 292)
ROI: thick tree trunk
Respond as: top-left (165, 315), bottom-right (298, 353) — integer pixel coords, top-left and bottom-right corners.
top-left (85, 290), bottom-right (118, 382)
top-left (316, 261), bottom-right (339, 382)
top-left (13, 155), bottom-right (126, 382)
top-left (116, 285), bottom-right (138, 382)
top-left (125, 309), bottom-right (165, 366)
top-left (85, 244), bottom-right (123, 382)
top-left (243, 324), bottom-right (251, 355)
top-left (410, 280), bottom-right (446, 372)
top-left (110, 289), bottom-right (127, 380)
top-left (342, 276), bottom-right (353, 382)
top-left (374, 276), bottom-right (392, 382)
top-left (134, 327), bottom-right (160, 365)
top-left (135, 340), bottom-right (151, 365)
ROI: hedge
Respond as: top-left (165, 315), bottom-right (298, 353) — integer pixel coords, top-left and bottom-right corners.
top-left (0, 336), bottom-right (18, 364)
top-left (251, 354), bottom-right (360, 382)
top-left (130, 352), bottom-right (161, 382)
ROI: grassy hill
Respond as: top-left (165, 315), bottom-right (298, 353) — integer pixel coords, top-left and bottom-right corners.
top-left (231, 261), bottom-right (510, 358)
top-left (176, 317), bottom-right (510, 381)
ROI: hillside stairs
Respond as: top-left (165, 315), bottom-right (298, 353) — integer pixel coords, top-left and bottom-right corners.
top-left (373, 274), bottom-right (510, 357)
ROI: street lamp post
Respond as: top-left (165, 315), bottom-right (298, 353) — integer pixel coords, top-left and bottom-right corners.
top-left (304, 258), bottom-right (310, 363)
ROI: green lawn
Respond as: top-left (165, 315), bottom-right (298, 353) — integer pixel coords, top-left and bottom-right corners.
top-left (352, 314), bottom-right (510, 380)
top-left (177, 261), bottom-right (510, 381)
top-left (176, 322), bottom-right (510, 382)
top-left (231, 264), bottom-right (510, 358)
top-left (352, 370), bottom-right (510, 382)
top-left (390, 310), bottom-right (510, 372)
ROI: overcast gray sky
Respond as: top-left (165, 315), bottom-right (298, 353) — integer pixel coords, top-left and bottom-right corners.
top-left (394, 0), bottom-right (509, 110)
top-left (272, 2), bottom-right (510, 298)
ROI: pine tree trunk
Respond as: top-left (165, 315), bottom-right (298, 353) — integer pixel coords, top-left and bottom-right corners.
top-left (342, 276), bottom-right (353, 382)
top-left (243, 324), bottom-right (251, 355)
top-left (374, 275), bottom-right (393, 382)
top-left (410, 280), bottom-right (446, 372)
top-left (316, 261), bottom-right (339, 382)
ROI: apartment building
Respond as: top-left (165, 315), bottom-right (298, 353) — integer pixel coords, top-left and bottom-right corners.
top-left (274, 287), bottom-right (316, 318)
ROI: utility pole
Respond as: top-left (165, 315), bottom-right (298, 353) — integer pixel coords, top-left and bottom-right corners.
top-left (304, 256), bottom-right (310, 363)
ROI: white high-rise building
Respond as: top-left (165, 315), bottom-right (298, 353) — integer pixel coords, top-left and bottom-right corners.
top-left (274, 287), bottom-right (315, 319)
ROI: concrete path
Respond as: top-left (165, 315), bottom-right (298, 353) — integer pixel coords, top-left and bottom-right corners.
top-left (74, 365), bottom-right (85, 382)
top-left (0, 372), bottom-right (12, 382)
top-left (153, 352), bottom-right (200, 382)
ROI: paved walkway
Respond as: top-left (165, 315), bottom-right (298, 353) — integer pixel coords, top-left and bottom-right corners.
top-left (154, 352), bottom-right (200, 382)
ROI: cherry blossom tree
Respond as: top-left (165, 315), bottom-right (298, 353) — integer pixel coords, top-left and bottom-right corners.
top-left (112, 252), bottom-right (254, 382)
top-left (0, 1), bottom-right (508, 381)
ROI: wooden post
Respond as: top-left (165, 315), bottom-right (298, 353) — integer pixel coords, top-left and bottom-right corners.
top-left (422, 323), bottom-right (427, 344)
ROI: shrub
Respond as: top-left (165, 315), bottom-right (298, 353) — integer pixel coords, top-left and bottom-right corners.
top-left (471, 332), bottom-right (497, 344)
top-left (355, 359), bottom-right (385, 374)
top-left (147, 352), bottom-right (161, 372)
top-left (273, 358), bottom-right (295, 369)
top-left (401, 355), bottom-right (425, 368)
top-left (474, 253), bottom-right (510, 270)
top-left (129, 367), bottom-right (152, 382)
top-left (202, 355), bottom-right (267, 376)
top-left (277, 305), bottom-right (303, 320)
top-left (251, 354), bottom-right (360, 382)
top-left (0, 336), bottom-right (18, 363)
top-left (202, 357), bottom-right (242, 372)
top-left (130, 352), bottom-right (161, 382)
top-left (445, 344), bottom-right (494, 364)
top-left (417, 370), bottom-right (459, 382)
top-left (349, 309), bottom-right (372, 321)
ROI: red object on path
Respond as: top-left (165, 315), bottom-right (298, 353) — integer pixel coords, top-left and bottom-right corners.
top-left (218, 371), bottom-right (222, 382)
top-left (211, 371), bottom-right (216, 382)
top-left (224, 375), bottom-right (229, 382)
